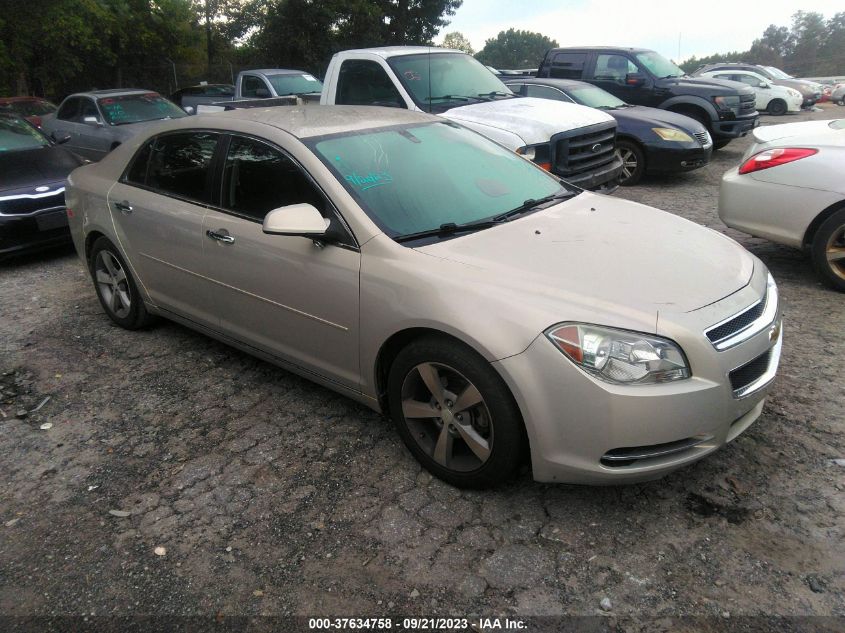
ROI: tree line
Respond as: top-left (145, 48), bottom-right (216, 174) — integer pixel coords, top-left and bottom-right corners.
top-left (0, 0), bottom-right (462, 99)
top-left (680, 11), bottom-right (845, 76)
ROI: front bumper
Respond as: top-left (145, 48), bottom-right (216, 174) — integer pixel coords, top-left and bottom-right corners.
top-left (493, 271), bottom-right (782, 484)
top-left (558, 153), bottom-right (623, 191)
top-left (644, 142), bottom-right (713, 175)
top-left (0, 209), bottom-right (71, 257)
top-left (711, 112), bottom-right (759, 140)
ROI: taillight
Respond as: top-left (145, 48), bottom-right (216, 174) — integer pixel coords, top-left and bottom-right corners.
top-left (738, 148), bottom-right (818, 175)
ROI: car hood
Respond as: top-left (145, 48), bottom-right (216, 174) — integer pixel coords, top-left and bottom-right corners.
top-left (440, 97), bottom-right (614, 145)
top-left (609, 105), bottom-right (708, 135)
top-left (752, 119), bottom-right (844, 145)
top-left (416, 192), bottom-right (753, 315)
top-left (662, 76), bottom-right (755, 98)
top-left (0, 145), bottom-right (83, 192)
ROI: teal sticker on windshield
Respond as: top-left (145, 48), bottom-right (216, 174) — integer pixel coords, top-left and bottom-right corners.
top-left (345, 171), bottom-right (393, 191)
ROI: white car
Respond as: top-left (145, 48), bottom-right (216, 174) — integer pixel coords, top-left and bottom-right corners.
top-left (701, 70), bottom-right (803, 116)
top-left (720, 118), bottom-right (845, 291)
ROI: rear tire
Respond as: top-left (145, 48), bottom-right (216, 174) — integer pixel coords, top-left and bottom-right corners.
top-left (768, 99), bottom-right (788, 116)
top-left (810, 208), bottom-right (845, 292)
top-left (387, 336), bottom-right (525, 488)
top-left (89, 237), bottom-right (155, 329)
top-left (616, 140), bottom-right (645, 186)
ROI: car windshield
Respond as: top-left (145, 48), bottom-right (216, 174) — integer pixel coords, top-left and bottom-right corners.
top-left (308, 121), bottom-right (567, 240)
top-left (0, 116), bottom-right (50, 152)
top-left (635, 51), bottom-right (684, 78)
top-left (388, 53), bottom-right (513, 111)
top-left (3, 100), bottom-right (56, 117)
top-left (764, 66), bottom-right (792, 79)
top-left (97, 93), bottom-right (187, 125)
top-left (266, 73), bottom-right (323, 95)
top-left (564, 84), bottom-right (626, 109)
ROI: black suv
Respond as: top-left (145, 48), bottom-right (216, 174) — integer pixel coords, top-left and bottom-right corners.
top-left (537, 47), bottom-right (759, 149)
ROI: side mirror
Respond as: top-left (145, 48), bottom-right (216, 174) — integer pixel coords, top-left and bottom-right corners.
top-left (184, 106), bottom-right (195, 114)
top-left (255, 87), bottom-right (271, 98)
top-left (625, 72), bottom-right (646, 87)
top-left (55, 134), bottom-right (72, 145)
top-left (262, 203), bottom-right (330, 236)
top-left (760, 83), bottom-right (770, 89)
top-left (83, 116), bottom-right (102, 126)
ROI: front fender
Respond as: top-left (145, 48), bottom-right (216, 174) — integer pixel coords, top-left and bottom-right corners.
top-left (658, 95), bottom-right (718, 122)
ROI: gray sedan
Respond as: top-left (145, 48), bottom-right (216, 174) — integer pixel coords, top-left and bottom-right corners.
top-left (65, 107), bottom-right (782, 488)
top-left (41, 89), bottom-right (186, 161)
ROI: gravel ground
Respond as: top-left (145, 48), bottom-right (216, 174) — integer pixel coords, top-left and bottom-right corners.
top-left (1, 104), bottom-right (843, 628)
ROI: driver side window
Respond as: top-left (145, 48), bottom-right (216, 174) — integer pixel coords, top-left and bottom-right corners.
top-left (594, 54), bottom-right (638, 84)
top-left (336, 60), bottom-right (406, 108)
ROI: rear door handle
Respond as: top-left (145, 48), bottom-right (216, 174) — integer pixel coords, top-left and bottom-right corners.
top-left (206, 229), bottom-right (235, 244)
top-left (113, 200), bottom-right (133, 214)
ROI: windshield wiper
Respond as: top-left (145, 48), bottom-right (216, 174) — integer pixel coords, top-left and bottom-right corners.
top-left (395, 219), bottom-right (501, 243)
top-left (477, 91), bottom-right (514, 99)
top-left (493, 190), bottom-right (576, 222)
top-left (425, 95), bottom-right (472, 102)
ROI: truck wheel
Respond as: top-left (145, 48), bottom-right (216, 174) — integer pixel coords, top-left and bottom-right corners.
top-left (712, 139), bottom-right (731, 151)
top-left (768, 99), bottom-right (788, 116)
top-left (811, 208), bottom-right (845, 292)
top-left (616, 140), bottom-right (645, 186)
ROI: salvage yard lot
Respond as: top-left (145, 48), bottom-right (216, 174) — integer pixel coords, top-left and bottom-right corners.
top-left (1, 105), bottom-right (843, 620)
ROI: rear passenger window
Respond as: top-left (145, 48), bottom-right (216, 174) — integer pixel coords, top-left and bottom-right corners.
top-left (147, 132), bottom-right (219, 201)
top-left (549, 53), bottom-right (586, 79)
top-left (125, 141), bottom-right (153, 185)
top-left (221, 136), bottom-right (327, 222)
top-left (57, 98), bottom-right (81, 121)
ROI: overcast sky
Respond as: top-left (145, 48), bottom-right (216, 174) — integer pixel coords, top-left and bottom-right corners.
top-left (438, 0), bottom-right (843, 62)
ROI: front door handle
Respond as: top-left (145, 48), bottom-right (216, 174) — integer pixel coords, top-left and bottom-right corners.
top-left (113, 200), bottom-right (133, 214)
top-left (206, 229), bottom-right (235, 244)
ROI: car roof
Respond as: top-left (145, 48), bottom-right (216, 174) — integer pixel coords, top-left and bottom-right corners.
top-left (184, 105), bottom-right (439, 139)
top-left (245, 69), bottom-right (313, 76)
top-left (548, 46), bottom-right (652, 53)
top-left (340, 46), bottom-right (464, 58)
top-left (68, 89), bottom-right (160, 98)
top-left (0, 96), bottom-right (51, 103)
top-left (502, 77), bottom-right (587, 90)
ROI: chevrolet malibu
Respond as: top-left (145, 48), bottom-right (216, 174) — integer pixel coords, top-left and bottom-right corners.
top-left (65, 107), bottom-right (783, 488)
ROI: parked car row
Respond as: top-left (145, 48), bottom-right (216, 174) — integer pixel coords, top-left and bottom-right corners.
top-left (4, 42), bottom-right (843, 490)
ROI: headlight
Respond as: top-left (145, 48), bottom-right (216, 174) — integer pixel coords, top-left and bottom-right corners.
top-left (789, 89), bottom-right (802, 98)
top-left (546, 323), bottom-right (691, 385)
top-left (516, 143), bottom-right (551, 171)
top-left (652, 127), bottom-right (693, 143)
top-left (713, 95), bottom-right (740, 112)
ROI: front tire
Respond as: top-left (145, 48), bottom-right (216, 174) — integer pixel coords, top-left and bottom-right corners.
top-left (89, 237), bottom-right (154, 329)
top-left (811, 208), bottom-right (845, 292)
top-left (768, 99), bottom-right (788, 116)
top-left (387, 336), bottom-right (524, 488)
top-left (616, 140), bottom-right (645, 186)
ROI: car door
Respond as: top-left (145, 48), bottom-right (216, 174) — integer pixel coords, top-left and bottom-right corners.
top-left (48, 97), bottom-right (86, 155)
top-left (589, 53), bottom-right (650, 105)
top-left (202, 134), bottom-right (361, 389)
top-left (107, 131), bottom-right (220, 327)
top-left (75, 97), bottom-right (113, 160)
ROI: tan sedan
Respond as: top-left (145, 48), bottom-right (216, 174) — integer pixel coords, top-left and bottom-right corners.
top-left (65, 107), bottom-right (782, 488)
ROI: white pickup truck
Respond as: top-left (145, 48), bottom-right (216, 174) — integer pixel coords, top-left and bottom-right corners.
top-left (204, 47), bottom-right (623, 190)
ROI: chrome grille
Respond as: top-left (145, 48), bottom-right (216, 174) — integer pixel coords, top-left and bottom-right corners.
top-left (693, 131), bottom-right (711, 146)
top-left (706, 300), bottom-right (765, 344)
top-left (0, 188), bottom-right (65, 216)
top-left (553, 121), bottom-right (617, 178)
top-left (704, 274), bottom-right (778, 351)
top-left (739, 93), bottom-right (756, 115)
top-left (729, 349), bottom-right (771, 392)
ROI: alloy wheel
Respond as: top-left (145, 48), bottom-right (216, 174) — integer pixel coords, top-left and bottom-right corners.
top-left (826, 224), bottom-right (845, 281)
top-left (94, 250), bottom-right (132, 319)
top-left (400, 362), bottom-right (492, 472)
top-left (618, 148), bottom-right (638, 182)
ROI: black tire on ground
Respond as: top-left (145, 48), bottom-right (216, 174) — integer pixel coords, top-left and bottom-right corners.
top-left (712, 139), bottom-right (731, 151)
top-left (837, 99), bottom-right (845, 106)
top-left (387, 336), bottom-right (525, 489)
top-left (88, 236), bottom-right (155, 329)
top-left (810, 208), bottom-right (845, 292)
top-left (616, 139), bottom-right (646, 186)
top-left (768, 99), bottom-right (788, 116)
